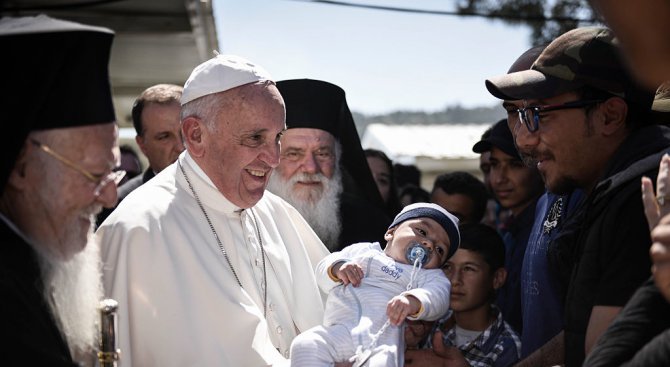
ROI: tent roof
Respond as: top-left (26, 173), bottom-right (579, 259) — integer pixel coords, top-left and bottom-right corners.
top-left (361, 123), bottom-right (492, 164)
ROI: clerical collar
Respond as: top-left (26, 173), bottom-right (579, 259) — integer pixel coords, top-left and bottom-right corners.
top-left (180, 152), bottom-right (242, 213)
top-left (183, 151), bottom-right (215, 187)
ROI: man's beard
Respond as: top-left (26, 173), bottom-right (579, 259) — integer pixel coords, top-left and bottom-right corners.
top-left (35, 216), bottom-right (102, 363)
top-left (519, 149), bottom-right (578, 195)
top-left (268, 169), bottom-right (343, 251)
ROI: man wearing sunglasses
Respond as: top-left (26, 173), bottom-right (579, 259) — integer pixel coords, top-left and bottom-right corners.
top-left (0, 15), bottom-right (120, 365)
top-left (486, 27), bottom-right (670, 366)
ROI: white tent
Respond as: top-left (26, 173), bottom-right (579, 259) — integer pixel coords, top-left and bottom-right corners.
top-left (361, 123), bottom-right (492, 189)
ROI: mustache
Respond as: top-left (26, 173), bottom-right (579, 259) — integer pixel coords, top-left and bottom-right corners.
top-left (518, 148), bottom-right (552, 168)
top-left (514, 140), bottom-right (538, 168)
top-left (521, 153), bottom-right (537, 168)
top-left (289, 172), bottom-right (327, 185)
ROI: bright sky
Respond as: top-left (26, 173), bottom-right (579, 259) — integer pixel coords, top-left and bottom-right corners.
top-left (213, 0), bottom-right (533, 115)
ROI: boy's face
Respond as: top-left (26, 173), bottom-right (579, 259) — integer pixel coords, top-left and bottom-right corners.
top-left (489, 146), bottom-right (543, 216)
top-left (384, 217), bottom-right (451, 269)
top-left (443, 249), bottom-right (505, 313)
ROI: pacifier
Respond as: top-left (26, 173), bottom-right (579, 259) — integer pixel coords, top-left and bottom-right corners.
top-left (405, 242), bottom-right (430, 267)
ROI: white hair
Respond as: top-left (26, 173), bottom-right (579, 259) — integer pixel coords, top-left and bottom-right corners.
top-left (36, 222), bottom-right (102, 361)
top-left (268, 142), bottom-right (344, 250)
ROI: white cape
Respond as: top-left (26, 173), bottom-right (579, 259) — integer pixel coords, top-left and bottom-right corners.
top-left (98, 153), bottom-right (329, 366)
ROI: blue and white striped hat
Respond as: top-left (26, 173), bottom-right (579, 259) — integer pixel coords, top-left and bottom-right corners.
top-left (389, 202), bottom-right (461, 259)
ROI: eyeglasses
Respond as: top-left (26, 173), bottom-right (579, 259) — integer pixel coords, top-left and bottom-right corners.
top-left (30, 139), bottom-right (126, 197)
top-left (514, 99), bottom-right (605, 132)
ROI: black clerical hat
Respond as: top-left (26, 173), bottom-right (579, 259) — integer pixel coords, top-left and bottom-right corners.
top-left (276, 79), bottom-right (385, 208)
top-left (0, 15), bottom-right (115, 194)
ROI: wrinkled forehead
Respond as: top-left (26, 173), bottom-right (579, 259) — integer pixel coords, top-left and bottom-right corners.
top-left (33, 123), bottom-right (117, 164)
top-left (281, 127), bottom-right (336, 147)
top-left (226, 81), bottom-right (282, 105)
top-left (221, 83), bottom-right (285, 128)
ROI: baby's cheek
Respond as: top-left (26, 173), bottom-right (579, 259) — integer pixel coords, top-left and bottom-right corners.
top-left (426, 256), bottom-right (442, 270)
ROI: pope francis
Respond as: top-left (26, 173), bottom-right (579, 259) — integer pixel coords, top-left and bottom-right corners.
top-left (97, 54), bottom-right (330, 366)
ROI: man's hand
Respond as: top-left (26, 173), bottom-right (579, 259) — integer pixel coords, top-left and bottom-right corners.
top-left (332, 261), bottom-right (364, 287)
top-left (642, 154), bottom-right (670, 230)
top-left (405, 319), bottom-right (435, 349)
top-left (387, 295), bottom-right (420, 326)
top-left (650, 215), bottom-right (670, 303)
top-left (405, 331), bottom-right (469, 367)
top-left (432, 330), bottom-right (470, 367)
top-left (642, 154), bottom-right (670, 303)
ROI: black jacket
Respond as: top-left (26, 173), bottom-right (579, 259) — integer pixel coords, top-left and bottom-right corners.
top-left (0, 219), bottom-right (77, 366)
top-left (337, 191), bottom-right (391, 251)
top-left (585, 277), bottom-right (670, 367)
top-left (558, 124), bottom-right (670, 366)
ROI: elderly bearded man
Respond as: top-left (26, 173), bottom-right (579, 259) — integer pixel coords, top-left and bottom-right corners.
top-left (269, 79), bottom-right (391, 251)
top-left (0, 15), bottom-right (121, 365)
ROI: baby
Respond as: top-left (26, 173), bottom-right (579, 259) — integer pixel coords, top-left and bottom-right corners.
top-left (290, 203), bottom-right (460, 366)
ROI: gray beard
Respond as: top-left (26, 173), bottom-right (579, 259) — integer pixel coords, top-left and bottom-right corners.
top-left (268, 169), bottom-right (343, 251)
top-left (35, 218), bottom-right (102, 363)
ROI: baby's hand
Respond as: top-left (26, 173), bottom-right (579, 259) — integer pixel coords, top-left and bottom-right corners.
top-left (387, 295), bottom-right (420, 326)
top-left (333, 261), bottom-right (364, 287)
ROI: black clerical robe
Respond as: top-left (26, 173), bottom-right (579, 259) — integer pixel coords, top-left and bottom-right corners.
top-left (0, 220), bottom-right (77, 366)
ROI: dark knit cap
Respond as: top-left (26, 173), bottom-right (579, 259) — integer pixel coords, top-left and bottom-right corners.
top-left (389, 202), bottom-right (461, 259)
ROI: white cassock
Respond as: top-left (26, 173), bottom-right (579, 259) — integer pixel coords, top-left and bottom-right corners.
top-left (97, 152), bottom-right (330, 366)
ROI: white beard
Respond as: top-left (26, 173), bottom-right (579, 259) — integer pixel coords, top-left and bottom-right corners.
top-left (268, 168), bottom-right (343, 251)
top-left (35, 217), bottom-right (102, 363)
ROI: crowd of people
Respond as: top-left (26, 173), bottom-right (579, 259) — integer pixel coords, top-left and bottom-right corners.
top-left (4, 6), bottom-right (670, 367)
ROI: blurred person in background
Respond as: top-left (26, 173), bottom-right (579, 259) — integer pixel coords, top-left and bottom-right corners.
top-left (96, 84), bottom-right (184, 225)
top-left (430, 171), bottom-right (489, 225)
top-left (365, 148), bottom-right (402, 218)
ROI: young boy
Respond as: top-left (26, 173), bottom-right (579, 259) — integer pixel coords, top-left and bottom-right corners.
top-left (429, 223), bottom-right (521, 367)
top-left (290, 203), bottom-right (460, 366)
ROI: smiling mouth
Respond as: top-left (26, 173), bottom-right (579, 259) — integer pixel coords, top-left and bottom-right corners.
top-left (247, 169), bottom-right (267, 177)
top-left (537, 158), bottom-right (551, 170)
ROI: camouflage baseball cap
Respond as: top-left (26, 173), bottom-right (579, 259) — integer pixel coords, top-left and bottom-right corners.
top-left (652, 81), bottom-right (670, 113)
top-left (486, 27), bottom-right (654, 109)
top-left (652, 82), bottom-right (670, 124)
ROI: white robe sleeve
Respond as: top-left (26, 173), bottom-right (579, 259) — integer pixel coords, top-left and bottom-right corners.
top-left (403, 269), bottom-right (451, 321)
top-left (315, 242), bottom-right (379, 293)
